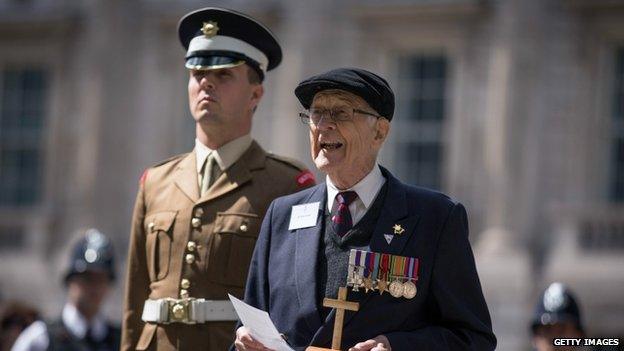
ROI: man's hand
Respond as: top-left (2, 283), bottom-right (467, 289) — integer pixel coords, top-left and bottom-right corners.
top-left (234, 327), bottom-right (274, 351)
top-left (348, 335), bottom-right (391, 351)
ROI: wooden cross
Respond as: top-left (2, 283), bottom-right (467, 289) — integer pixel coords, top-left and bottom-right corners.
top-left (306, 286), bottom-right (360, 351)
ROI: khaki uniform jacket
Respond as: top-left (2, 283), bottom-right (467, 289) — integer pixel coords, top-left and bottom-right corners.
top-left (121, 141), bottom-right (315, 351)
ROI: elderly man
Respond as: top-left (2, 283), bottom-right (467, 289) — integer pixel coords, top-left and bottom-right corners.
top-left (121, 7), bottom-right (314, 351)
top-left (235, 68), bottom-right (496, 351)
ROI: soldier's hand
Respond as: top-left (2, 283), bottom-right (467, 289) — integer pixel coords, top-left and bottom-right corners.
top-left (348, 335), bottom-right (391, 351)
top-left (234, 326), bottom-right (274, 351)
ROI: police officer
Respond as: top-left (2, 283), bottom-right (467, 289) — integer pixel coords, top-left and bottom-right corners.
top-left (531, 282), bottom-right (585, 351)
top-left (120, 7), bottom-right (315, 351)
top-left (12, 228), bottom-right (120, 351)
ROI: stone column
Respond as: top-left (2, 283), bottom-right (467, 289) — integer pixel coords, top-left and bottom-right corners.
top-left (475, 0), bottom-right (537, 349)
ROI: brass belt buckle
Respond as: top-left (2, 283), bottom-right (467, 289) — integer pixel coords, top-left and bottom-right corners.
top-left (165, 298), bottom-right (196, 324)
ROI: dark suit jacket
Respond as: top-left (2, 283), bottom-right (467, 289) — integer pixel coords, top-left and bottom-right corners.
top-left (244, 167), bottom-right (496, 350)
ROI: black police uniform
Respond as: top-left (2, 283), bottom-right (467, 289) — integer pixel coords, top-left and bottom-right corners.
top-left (45, 319), bottom-right (120, 351)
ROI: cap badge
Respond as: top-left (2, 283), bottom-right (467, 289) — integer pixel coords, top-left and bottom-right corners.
top-left (543, 282), bottom-right (568, 311)
top-left (393, 224), bottom-right (405, 235)
top-left (201, 21), bottom-right (219, 38)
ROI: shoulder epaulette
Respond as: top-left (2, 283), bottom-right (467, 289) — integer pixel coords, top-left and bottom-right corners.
top-left (151, 153), bottom-right (187, 168)
top-left (139, 153), bottom-right (188, 186)
top-left (266, 152), bottom-right (316, 187)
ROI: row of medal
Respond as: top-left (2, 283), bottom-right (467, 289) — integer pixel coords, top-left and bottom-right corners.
top-left (346, 249), bottom-right (419, 299)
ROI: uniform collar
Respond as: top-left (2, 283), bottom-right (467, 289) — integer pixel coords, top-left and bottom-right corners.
top-left (326, 164), bottom-right (385, 212)
top-left (62, 302), bottom-right (108, 341)
top-left (195, 134), bottom-right (253, 174)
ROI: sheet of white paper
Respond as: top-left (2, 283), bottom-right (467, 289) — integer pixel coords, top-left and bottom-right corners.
top-left (228, 294), bottom-right (294, 351)
top-left (288, 202), bottom-right (320, 230)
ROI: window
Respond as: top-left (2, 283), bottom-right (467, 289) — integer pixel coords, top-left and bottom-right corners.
top-left (612, 48), bottom-right (624, 202)
top-left (0, 67), bottom-right (48, 206)
top-left (394, 55), bottom-right (447, 190)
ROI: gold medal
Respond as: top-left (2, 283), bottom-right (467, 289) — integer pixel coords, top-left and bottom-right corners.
top-left (403, 280), bottom-right (417, 299)
top-left (377, 279), bottom-right (388, 295)
top-left (363, 276), bottom-right (374, 293)
top-left (389, 280), bottom-right (404, 298)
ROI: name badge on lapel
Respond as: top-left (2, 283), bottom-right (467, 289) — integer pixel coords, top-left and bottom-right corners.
top-left (288, 202), bottom-right (320, 230)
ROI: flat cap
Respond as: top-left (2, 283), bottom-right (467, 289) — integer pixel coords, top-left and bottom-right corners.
top-left (178, 7), bottom-right (282, 81)
top-left (295, 67), bottom-right (395, 120)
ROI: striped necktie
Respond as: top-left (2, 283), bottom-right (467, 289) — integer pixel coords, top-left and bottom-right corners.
top-left (330, 191), bottom-right (358, 237)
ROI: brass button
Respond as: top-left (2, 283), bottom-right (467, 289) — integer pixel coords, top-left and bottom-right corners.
top-left (240, 224), bottom-right (248, 232)
top-left (193, 208), bottom-right (204, 217)
top-left (172, 303), bottom-right (185, 319)
top-left (185, 254), bottom-right (195, 264)
top-left (181, 279), bottom-right (190, 289)
top-left (191, 218), bottom-right (201, 228)
top-left (148, 222), bottom-right (155, 232)
top-left (186, 241), bottom-right (197, 252)
top-left (180, 289), bottom-right (189, 299)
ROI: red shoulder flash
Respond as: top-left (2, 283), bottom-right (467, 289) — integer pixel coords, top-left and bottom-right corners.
top-left (139, 169), bottom-right (148, 186)
top-left (296, 170), bottom-right (315, 187)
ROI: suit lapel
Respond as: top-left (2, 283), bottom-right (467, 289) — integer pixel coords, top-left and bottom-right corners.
top-left (174, 152), bottom-right (200, 202)
top-left (198, 141), bottom-right (266, 204)
top-left (294, 184), bottom-right (327, 334)
top-left (368, 170), bottom-right (419, 255)
top-left (311, 168), bottom-right (421, 347)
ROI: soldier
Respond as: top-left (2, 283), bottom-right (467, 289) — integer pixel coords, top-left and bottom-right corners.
top-left (120, 7), bottom-right (315, 351)
top-left (531, 282), bottom-right (585, 351)
top-left (12, 228), bottom-right (120, 351)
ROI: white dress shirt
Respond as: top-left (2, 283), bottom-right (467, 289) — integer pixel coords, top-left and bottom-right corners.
top-left (326, 164), bottom-right (386, 225)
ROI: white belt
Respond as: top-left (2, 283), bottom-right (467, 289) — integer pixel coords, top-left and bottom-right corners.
top-left (141, 298), bottom-right (238, 324)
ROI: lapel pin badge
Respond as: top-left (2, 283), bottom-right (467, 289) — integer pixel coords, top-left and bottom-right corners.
top-left (383, 234), bottom-right (393, 244)
top-left (393, 224), bottom-right (405, 235)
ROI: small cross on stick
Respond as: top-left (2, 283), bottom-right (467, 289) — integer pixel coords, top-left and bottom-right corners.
top-left (307, 286), bottom-right (360, 351)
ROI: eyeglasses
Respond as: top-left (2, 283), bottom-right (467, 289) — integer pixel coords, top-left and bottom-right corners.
top-left (299, 107), bottom-right (383, 125)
